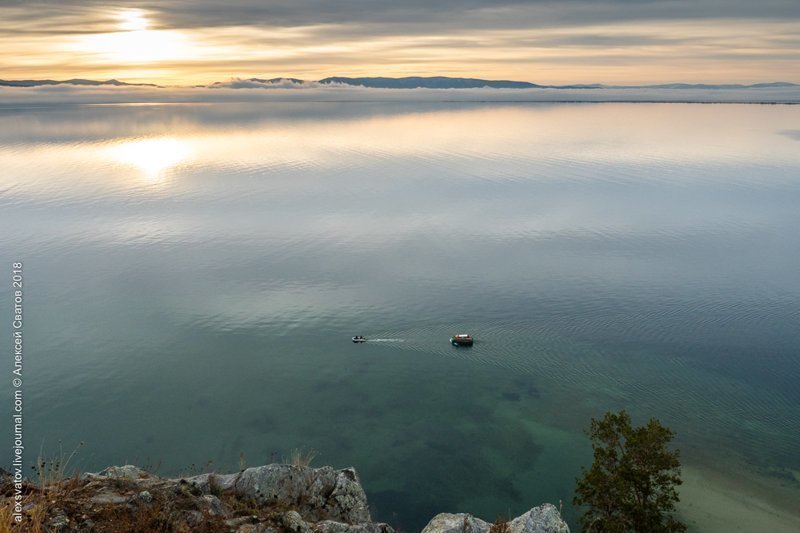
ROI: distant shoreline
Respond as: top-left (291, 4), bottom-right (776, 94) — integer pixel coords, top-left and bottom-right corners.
top-left (2, 76), bottom-right (798, 91)
top-left (679, 464), bottom-right (800, 533)
top-left (2, 84), bottom-right (800, 106)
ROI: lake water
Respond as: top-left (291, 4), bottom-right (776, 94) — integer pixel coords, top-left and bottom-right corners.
top-left (1, 101), bottom-right (799, 531)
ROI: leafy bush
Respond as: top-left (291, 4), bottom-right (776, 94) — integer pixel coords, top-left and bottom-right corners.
top-left (574, 410), bottom-right (686, 532)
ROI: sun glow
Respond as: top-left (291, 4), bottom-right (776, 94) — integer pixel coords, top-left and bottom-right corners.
top-left (107, 137), bottom-right (192, 182)
top-left (79, 30), bottom-right (190, 63)
top-left (71, 9), bottom-right (193, 64)
top-left (118, 9), bottom-right (148, 32)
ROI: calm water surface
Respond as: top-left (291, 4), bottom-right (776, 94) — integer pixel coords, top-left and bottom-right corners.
top-left (1, 102), bottom-right (799, 530)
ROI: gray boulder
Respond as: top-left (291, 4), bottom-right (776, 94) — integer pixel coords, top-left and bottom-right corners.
top-left (199, 493), bottom-right (227, 516)
top-left (421, 513), bottom-right (491, 533)
top-left (283, 510), bottom-right (312, 533)
top-left (82, 464), bottom-right (147, 481)
top-left (312, 521), bottom-right (396, 532)
top-left (184, 464), bottom-right (372, 524)
top-left (422, 505), bottom-right (569, 533)
top-left (508, 504), bottom-right (569, 533)
top-left (46, 508), bottom-right (70, 532)
top-left (89, 489), bottom-right (128, 505)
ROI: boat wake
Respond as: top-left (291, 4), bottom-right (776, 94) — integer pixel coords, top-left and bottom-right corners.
top-left (366, 338), bottom-right (405, 342)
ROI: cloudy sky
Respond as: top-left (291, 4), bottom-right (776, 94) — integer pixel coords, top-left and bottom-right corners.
top-left (2, 0), bottom-right (799, 85)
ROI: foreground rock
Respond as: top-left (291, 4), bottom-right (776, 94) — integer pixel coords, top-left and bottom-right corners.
top-left (4, 464), bottom-right (392, 532)
top-left (1, 464), bottom-right (568, 532)
top-left (186, 464), bottom-right (378, 528)
top-left (422, 504), bottom-right (569, 533)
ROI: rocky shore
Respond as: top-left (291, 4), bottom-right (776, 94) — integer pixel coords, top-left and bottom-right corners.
top-left (1, 464), bottom-right (569, 532)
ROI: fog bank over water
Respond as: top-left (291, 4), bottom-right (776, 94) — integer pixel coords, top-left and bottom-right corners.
top-left (2, 84), bottom-right (800, 105)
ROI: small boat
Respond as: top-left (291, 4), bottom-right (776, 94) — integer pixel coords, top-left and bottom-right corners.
top-left (352, 336), bottom-right (367, 343)
top-left (450, 334), bottom-right (473, 346)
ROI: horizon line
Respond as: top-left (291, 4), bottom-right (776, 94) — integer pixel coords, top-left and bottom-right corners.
top-left (1, 75), bottom-right (798, 89)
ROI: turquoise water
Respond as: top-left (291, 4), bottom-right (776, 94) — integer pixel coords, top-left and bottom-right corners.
top-left (1, 102), bottom-right (799, 530)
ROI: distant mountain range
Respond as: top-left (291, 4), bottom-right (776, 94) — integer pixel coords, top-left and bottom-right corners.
top-left (206, 77), bottom-right (800, 90)
top-left (2, 76), bottom-right (797, 90)
top-left (0, 78), bottom-right (159, 88)
top-left (632, 82), bottom-right (798, 89)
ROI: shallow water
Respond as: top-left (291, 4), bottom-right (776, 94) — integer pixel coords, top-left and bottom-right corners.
top-left (1, 101), bottom-right (799, 530)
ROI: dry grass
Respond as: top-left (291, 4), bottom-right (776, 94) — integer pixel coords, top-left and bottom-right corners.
top-left (33, 441), bottom-right (84, 493)
top-left (0, 503), bottom-right (11, 532)
top-left (0, 493), bottom-right (46, 533)
top-left (219, 489), bottom-right (260, 517)
top-left (207, 474), bottom-right (223, 497)
top-left (490, 514), bottom-right (511, 533)
top-left (1, 442), bottom-right (84, 532)
top-left (0, 498), bottom-right (19, 533)
top-left (288, 448), bottom-right (318, 468)
top-left (22, 501), bottom-right (47, 533)
top-left (2, 448), bottom-right (332, 532)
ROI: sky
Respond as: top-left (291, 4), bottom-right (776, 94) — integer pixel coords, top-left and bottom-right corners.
top-left (1, 0), bottom-right (799, 85)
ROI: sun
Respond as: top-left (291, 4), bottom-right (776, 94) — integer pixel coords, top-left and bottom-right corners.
top-left (118, 9), bottom-right (149, 32)
top-left (71, 9), bottom-right (192, 64)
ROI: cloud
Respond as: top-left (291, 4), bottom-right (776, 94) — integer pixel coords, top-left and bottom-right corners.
top-left (14, 1), bottom-right (797, 31)
top-left (780, 130), bottom-right (800, 141)
top-left (2, 83), bottom-right (800, 106)
top-left (207, 77), bottom-right (335, 89)
top-left (1, 1), bottom-right (799, 85)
